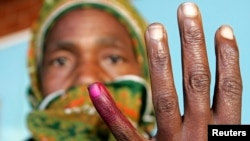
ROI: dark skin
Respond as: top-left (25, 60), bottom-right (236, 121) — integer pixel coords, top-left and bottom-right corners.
top-left (41, 9), bottom-right (141, 96)
top-left (88, 2), bottom-right (242, 141)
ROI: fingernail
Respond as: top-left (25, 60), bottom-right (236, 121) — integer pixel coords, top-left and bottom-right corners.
top-left (88, 82), bottom-right (103, 98)
top-left (220, 25), bottom-right (234, 40)
top-left (148, 24), bottom-right (164, 41)
top-left (181, 2), bottom-right (198, 17)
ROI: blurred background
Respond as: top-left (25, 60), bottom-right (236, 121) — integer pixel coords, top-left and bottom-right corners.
top-left (0, 0), bottom-right (249, 140)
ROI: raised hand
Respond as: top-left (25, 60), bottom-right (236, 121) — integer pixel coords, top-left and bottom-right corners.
top-left (88, 2), bottom-right (242, 141)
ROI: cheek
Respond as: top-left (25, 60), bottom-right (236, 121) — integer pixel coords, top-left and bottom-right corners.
top-left (40, 68), bottom-right (72, 97)
top-left (125, 63), bottom-right (141, 75)
top-left (103, 62), bottom-right (142, 79)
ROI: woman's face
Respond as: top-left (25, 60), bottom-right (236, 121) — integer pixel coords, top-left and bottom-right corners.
top-left (40, 8), bottom-right (142, 97)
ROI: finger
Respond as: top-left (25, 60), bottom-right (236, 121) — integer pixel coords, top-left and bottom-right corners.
top-left (212, 25), bottom-right (242, 124)
top-left (145, 23), bottom-right (181, 139)
top-left (88, 82), bottom-right (144, 141)
top-left (178, 2), bottom-right (211, 127)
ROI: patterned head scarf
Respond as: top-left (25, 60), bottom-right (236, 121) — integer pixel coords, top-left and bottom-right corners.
top-left (28, 0), bottom-right (150, 107)
top-left (27, 0), bottom-right (155, 140)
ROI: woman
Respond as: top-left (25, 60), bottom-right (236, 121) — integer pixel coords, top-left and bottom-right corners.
top-left (27, 0), bottom-right (242, 141)
top-left (27, 0), bottom-right (156, 140)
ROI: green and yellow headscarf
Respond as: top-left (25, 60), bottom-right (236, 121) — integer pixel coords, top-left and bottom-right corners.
top-left (27, 0), bottom-right (155, 140)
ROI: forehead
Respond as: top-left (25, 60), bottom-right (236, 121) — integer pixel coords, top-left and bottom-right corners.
top-left (46, 8), bottom-right (130, 40)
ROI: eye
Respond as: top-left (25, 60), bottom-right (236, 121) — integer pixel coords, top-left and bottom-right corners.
top-left (106, 55), bottom-right (125, 65)
top-left (50, 57), bottom-right (69, 67)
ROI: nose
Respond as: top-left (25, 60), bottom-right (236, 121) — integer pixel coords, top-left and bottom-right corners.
top-left (73, 62), bottom-right (110, 86)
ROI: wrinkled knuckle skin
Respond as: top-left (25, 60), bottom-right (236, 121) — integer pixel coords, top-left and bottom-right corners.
top-left (221, 45), bottom-right (239, 67)
top-left (150, 51), bottom-right (169, 71)
top-left (184, 26), bottom-right (204, 47)
top-left (189, 73), bottom-right (210, 92)
top-left (151, 58), bottom-right (168, 70)
top-left (222, 78), bottom-right (242, 100)
top-left (156, 93), bottom-right (177, 115)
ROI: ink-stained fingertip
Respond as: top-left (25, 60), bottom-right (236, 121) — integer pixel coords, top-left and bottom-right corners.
top-left (88, 82), bottom-right (103, 98)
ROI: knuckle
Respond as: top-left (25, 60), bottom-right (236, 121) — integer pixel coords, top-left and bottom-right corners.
top-left (188, 72), bottom-right (210, 92)
top-left (220, 44), bottom-right (239, 67)
top-left (184, 26), bottom-right (204, 47)
top-left (156, 93), bottom-right (177, 115)
top-left (221, 78), bottom-right (242, 100)
top-left (150, 51), bottom-right (169, 71)
top-left (151, 57), bottom-right (168, 69)
top-left (149, 42), bottom-right (169, 71)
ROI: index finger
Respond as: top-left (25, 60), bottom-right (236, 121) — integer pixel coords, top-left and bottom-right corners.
top-left (88, 82), bottom-right (144, 141)
top-left (145, 23), bottom-right (182, 139)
